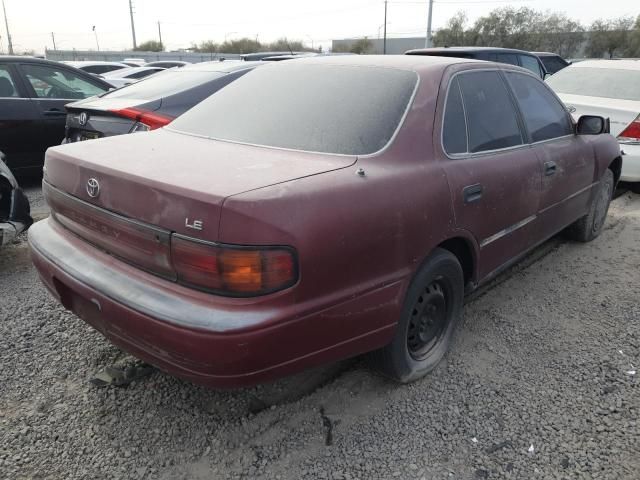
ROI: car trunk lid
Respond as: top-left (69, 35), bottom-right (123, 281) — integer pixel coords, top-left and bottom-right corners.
top-left (559, 93), bottom-right (640, 137)
top-left (44, 128), bottom-right (357, 245)
top-left (65, 98), bottom-right (163, 142)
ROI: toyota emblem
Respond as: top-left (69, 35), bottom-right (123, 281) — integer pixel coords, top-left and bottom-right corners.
top-left (86, 178), bottom-right (100, 198)
top-left (79, 112), bottom-right (88, 126)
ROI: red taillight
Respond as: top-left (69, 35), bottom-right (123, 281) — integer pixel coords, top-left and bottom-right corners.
top-left (171, 236), bottom-right (297, 296)
top-left (618, 115), bottom-right (640, 144)
top-left (110, 107), bottom-right (173, 130)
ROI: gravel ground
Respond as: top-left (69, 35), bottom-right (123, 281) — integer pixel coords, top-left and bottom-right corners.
top-left (1, 186), bottom-right (639, 480)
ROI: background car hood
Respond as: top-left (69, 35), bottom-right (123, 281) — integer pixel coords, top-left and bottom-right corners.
top-left (44, 129), bottom-right (357, 240)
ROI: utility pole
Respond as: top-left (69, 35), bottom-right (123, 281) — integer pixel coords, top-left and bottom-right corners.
top-left (157, 21), bottom-right (162, 47)
top-left (425, 0), bottom-right (434, 48)
top-left (92, 25), bottom-right (100, 51)
top-left (383, 0), bottom-right (387, 54)
top-left (51, 32), bottom-right (56, 50)
top-left (1, 0), bottom-right (13, 55)
top-left (129, 0), bottom-right (137, 49)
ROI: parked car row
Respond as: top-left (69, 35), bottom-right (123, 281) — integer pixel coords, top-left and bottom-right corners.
top-left (25, 54), bottom-right (623, 389)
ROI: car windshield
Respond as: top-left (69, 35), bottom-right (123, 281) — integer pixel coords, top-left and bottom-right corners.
top-left (102, 70), bottom-right (225, 100)
top-left (547, 66), bottom-right (640, 102)
top-left (169, 63), bottom-right (418, 155)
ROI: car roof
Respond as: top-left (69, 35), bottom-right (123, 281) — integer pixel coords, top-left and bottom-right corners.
top-left (406, 46), bottom-right (535, 55)
top-left (63, 60), bottom-right (128, 67)
top-left (0, 55), bottom-right (71, 64)
top-left (179, 60), bottom-right (262, 73)
top-left (281, 54), bottom-right (482, 72)
top-left (531, 52), bottom-right (560, 57)
top-left (567, 59), bottom-right (640, 71)
top-left (103, 66), bottom-right (165, 78)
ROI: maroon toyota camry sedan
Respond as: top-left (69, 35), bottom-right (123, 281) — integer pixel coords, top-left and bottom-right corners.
top-left (29, 56), bottom-right (621, 388)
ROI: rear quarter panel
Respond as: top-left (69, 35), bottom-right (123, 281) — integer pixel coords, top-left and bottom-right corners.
top-left (218, 68), bottom-right (459, 348)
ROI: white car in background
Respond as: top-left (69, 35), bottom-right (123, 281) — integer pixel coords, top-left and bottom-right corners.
top-left (547, 60), bottom-right (640, 186)
top-left (61, 61), bottom-right (129, 75)
top-left (101, 66), bottom-right (165, 88)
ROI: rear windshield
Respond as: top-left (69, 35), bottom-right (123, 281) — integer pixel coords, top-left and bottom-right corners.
top-left (168, 64), bottom-right (418, 155)
top-left (547, 67), bottom-right (640, 102)
top-left (102, 70), bottom-right (225, 100)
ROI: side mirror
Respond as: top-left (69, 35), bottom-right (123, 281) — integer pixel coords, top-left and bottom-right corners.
top-left (576, 115), bottom-right (607, 135)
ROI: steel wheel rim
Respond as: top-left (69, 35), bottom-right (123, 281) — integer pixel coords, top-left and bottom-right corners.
top-left (407, 279), bottom-right (449, 360)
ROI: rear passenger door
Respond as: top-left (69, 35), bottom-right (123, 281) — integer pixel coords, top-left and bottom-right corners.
top-left (439, 70), bottom-right (543, 279)
top-left (504, 71), bottom-right (594, 237)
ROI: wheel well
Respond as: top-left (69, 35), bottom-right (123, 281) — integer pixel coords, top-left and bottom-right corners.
top-left (437, 237), bottom-right (475, 286)
top-left (609, 156), bottom-right (622, 185)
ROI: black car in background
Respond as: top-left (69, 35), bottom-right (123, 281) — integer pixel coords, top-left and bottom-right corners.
top-left (0, 150), bottom-right (32, 246)
top-left (532, 52), bottom-right (571, 74)
top-left (405, 46), bottom-right (548, 79)
top-left (64, 61), bottom-right (262, 142)
top-left (0, 56), bottom-right (113, 175)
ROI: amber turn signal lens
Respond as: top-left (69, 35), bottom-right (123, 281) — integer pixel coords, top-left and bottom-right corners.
top-left (171, 235), bottom-right (297, 296)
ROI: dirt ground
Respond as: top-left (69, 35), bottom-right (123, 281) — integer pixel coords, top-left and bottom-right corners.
top-left (1, 188), bottom-right (639, 480)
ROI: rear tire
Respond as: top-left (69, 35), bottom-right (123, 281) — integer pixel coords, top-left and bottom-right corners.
top-left (567, 169), bottom-right (614, 243)
top-left (372, 248), bottom-right (464, 383)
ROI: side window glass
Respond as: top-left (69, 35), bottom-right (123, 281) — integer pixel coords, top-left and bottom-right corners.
top-left (497, 54), bottom-right (519, 66)
top-left (519, 55), bottom-right (542, 77)
top-left (21, 64), bottom-right (107, 99)
top-left (0, 65), bottom-right (19, 97)
top-left (442, 77), bottom-right (467, 154)
top-left (457, 71), bottom-right (523, 153)
top-left (506, 72), bottom-right (573, 143)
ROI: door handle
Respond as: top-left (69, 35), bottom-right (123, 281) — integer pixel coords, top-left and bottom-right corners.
top-left (463, 183), bottom-right (483, 204)
top-left (43, 108), bottom-right (66, 116)
top-left (544, 161), bottom-right (557, 176)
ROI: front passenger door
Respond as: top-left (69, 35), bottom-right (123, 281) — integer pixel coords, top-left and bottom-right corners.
top-left (504, 71), bottom-right (594, 238)
top-left (18, 63), bottom-right (108, 156)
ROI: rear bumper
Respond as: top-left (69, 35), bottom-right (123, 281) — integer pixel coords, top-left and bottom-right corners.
top-left (28, 218), bottom-right (400, 388)
top-left (620, 144), bottom-right (640, 182)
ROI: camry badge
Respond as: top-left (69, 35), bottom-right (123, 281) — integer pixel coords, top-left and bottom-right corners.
top-left (86, 178), bottom-right (100, 198)
top-left (79, 112), bottom-right (88, 126)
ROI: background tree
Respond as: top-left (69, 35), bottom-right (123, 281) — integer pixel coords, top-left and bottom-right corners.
top-left (350, 37), bottom-right (372, 54)
top-left (586, 16), bottom-right (635, 58)
top-left (432, 12), bottom-right (468, 47)
top-left (134, 40), bottom-right (164, 52)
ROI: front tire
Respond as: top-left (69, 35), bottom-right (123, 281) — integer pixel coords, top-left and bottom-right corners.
top-left (567, 169), bottom-right (614, 243)
top-left (373, 248), bottom-right (464, 383)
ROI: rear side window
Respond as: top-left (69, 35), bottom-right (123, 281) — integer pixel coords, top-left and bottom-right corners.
top-left (442, 78), bottom-right (467, 154)
top-left (506, 72), bottom-right (573, 142)
top-left (540, 56), bottom-right (567, 74)
top-left (457, 71), bottom-right (523, 153)
top-left (489, 53), bottom-right (518, 66)
top-left (102, 70), bottom-right (226, 100)
top-left (169, 64), bottom-right (418, 155)
top-left (519, 55), bottom-right (543, 77)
